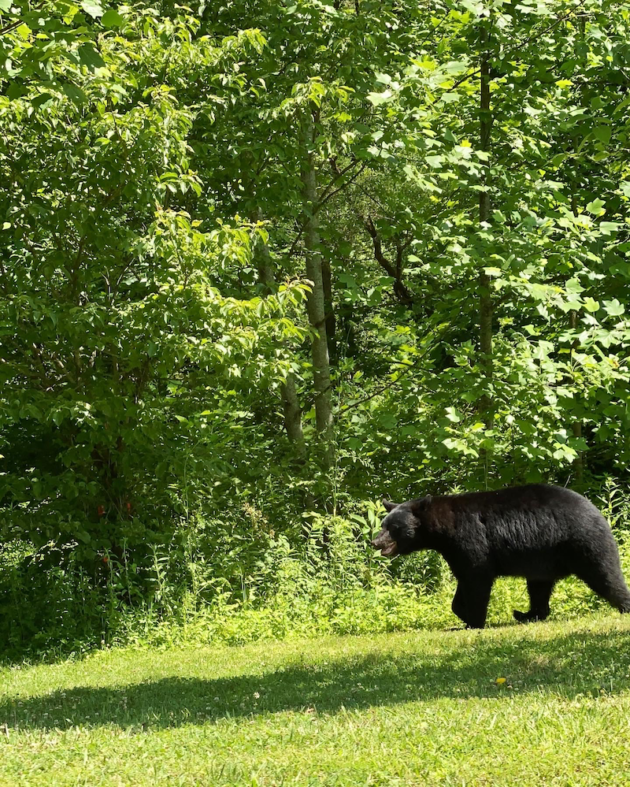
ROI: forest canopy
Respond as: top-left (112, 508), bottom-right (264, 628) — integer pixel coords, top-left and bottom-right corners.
top-left (1, 0), bottom-right (630, 648)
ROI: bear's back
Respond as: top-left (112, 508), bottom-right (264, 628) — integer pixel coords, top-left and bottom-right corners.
top-left (438, 484), bottom-right (609, 578)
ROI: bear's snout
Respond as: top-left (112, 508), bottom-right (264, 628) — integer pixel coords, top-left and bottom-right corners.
top-left (372, 529), bottom-right (399, 557)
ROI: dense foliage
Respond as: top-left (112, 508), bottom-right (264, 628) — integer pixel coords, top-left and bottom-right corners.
top-left (2, 0), bottom-right (630, 654)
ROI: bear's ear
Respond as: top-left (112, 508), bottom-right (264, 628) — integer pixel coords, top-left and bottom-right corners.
top-left (382, 499), bottom-right (399, 513)
top-left (410, 495), bottom-right (432, 514)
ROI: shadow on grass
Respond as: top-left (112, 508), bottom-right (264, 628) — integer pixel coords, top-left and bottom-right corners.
top-left (2, 626), bottom-right (630, 731)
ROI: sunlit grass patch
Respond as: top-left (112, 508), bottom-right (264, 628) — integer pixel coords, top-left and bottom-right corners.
top-left (1, 612), bottom-right (630, 785)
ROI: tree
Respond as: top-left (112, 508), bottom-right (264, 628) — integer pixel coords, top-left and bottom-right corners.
top-left (0, 7), bottom-right (307, 555)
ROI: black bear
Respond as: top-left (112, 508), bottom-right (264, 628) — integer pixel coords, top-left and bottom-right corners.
top-left (372, 484), bottom-right (630, 629)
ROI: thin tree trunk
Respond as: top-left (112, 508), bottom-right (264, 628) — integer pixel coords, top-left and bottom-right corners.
top-left (253, 211), bottom-right (305, 456)
top-left (479, 35), bottom-right (493, 432)
top-left (569, 280), bottom-right (584, 485)
top-left (568, 24), bottom-right (587, 486)
top-left (253, 208), bottom-right (275, 289)
top-left (281, 374), bottom-right (305, 454)
top-left (321, 254), bottom-right (337, 360)
top-left (302, 110), bottom-right (334, 465)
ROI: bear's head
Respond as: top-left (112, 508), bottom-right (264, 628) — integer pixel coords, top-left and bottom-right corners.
top-left (371, 497), bottom-right (432, 557)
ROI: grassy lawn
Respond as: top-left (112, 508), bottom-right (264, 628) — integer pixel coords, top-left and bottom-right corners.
top-left (2, 613), bottom-right (630, 786)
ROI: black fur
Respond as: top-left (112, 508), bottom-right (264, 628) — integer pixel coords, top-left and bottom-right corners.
top-left (372, 484), bottom-right (630, 629)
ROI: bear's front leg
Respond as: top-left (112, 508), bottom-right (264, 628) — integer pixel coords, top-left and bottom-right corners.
top-left (451, 574), bottom-right (494, 629)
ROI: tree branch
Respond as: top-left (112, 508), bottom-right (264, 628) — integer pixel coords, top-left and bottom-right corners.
top-left (340, 342), bottom-right (443, 414)
top-left (0, 1), bottom-right (46, 37)
top-left (364, 215), bottom-right (414, 305)
top-left (442, 0), bottom-right (589, 98)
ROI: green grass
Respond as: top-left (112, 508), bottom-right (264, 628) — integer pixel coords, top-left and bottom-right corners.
top-left (2, 612), bottom-right (630, 785)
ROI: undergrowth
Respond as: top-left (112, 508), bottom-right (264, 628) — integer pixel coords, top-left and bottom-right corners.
top-left (2, 480), bottom-right (630, 663)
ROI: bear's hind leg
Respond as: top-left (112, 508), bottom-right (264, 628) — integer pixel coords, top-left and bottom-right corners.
top-left (513, 579), bottom-right (555, 623)
top-left (577, 565), bottom-right (630, 614)
top-left (452, 574), bottom-right (493, 629)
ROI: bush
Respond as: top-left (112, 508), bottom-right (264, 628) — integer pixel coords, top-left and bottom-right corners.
top-left (3, 490), bottom-right (630, 662)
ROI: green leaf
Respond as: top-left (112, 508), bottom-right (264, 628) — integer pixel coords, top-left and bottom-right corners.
top-left (593, 126), bottom-right (611, 145)
top-left (426, 155), bottom-right (443, 168)
top-left (583, 298), bottom-right (600, 313)
top-left (0, 0), bottom-right (12, 10)
top-left (81, 0), bottom-right (103, 16)
top-left (604, 299), bottom-right (625, 317)
top-left (62, 84), bottom-right (86, 104)
top-left (6, 82), bottom-right (25, 100)
top-left (78, 43), bottom-right (106, 69)
top-left (443, 61), bottom-right (467, 75)
top-left (565, 278), bottom-right (584, 294)
top-left (101, 8), bottom-right (124, 27)
top-left (585, 198), bottom-right (605, 215)
top-left (31, 92), bottom-right (54, 108)
top-left (367, 90), bottom-right (393, 106)
top-left (528, 283), bottom-right (551, 301)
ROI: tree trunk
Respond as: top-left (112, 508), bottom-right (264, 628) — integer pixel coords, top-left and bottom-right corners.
top-left (253, 207), bottom-right (275, 289)
top-left (302, 110), bottom-right (334, 466)
top-left (321, 254), bottom-right (337, 361)
top-left (568, 26), bottom-right (587, 485)
top-left (479, 35), bottom-right (493, 432)
top-left (253, 211), bottom-right (305, 456)
top-left (569, 307), bottom-right (584, 485)
top-left (281, 374), bottom-right (305, 455)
